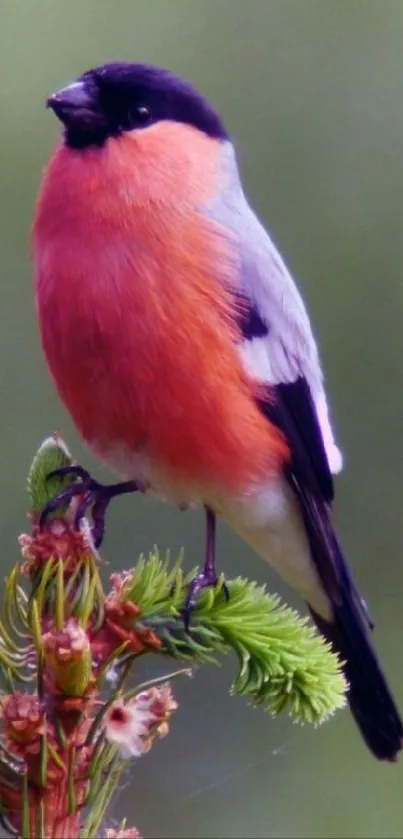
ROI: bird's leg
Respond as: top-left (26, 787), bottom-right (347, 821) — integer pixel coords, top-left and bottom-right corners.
top-left (182, 506), bottom-right (229, 630)
top-left (39, 465), bottom-right (140, 548)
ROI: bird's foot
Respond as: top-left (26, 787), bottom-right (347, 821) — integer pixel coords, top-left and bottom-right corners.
top-left (39, 465), bottom-right (139, 548)
top-left (182, 567), bottom-right (229, 631)
top-left (181, 506), bottom-right (229, 631)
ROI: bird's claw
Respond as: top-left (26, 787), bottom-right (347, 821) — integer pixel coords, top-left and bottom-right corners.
top-left (39, 465), bottom-right (139, 549)
top-left (39, 465), bottom-right (106, 547)
top-left (46, 465), bottom-right (90, 483)
top-left (182, 570), bottom-right (229, 632)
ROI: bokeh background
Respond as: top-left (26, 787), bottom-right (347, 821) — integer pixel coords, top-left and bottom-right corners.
top-left (1, 1), bottom-right (403, 836)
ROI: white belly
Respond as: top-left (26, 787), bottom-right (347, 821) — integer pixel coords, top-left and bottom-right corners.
top-left (217, 476), bottom-right (331, 620)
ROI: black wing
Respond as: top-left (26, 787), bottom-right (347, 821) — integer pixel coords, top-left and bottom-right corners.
top-left (265, 376), bottom-right (334, 504)
top-left (235, 291), bottom-right (340, 598)
top-left (258, 376), bottom-right (342, 600)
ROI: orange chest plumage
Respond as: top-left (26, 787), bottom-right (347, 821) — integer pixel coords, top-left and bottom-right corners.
top-left (33, 125), bottom-right (287, 494)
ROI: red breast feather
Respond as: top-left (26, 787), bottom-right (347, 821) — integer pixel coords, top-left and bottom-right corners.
top-left (33, 122), bottom-right (288, 494)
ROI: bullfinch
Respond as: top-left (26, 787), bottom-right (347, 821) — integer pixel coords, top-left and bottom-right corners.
top-left (32, 62), bottom-right (403, 761)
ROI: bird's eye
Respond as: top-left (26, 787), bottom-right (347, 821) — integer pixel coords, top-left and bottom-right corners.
top-left (129, 104), bottom-right (151, 125)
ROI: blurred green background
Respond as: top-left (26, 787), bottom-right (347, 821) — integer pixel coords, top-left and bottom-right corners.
top-left (2, 0), bottom-right (403, 836)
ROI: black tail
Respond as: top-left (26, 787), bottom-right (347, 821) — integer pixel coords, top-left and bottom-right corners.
top-left (292, 467), bottom-right (403, 761)
top-left (309, 538), bottom-right (403, 761)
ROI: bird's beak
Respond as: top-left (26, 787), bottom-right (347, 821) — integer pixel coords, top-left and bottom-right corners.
top-left (47, 81), bottom-right (98, 128)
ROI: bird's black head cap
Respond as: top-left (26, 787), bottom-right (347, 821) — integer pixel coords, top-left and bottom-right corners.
top-left (47, 62), bottom-right (229, 150)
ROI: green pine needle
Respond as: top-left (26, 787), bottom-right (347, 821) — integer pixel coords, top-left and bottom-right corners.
top-left (126, 551), bottom-right (348, 725)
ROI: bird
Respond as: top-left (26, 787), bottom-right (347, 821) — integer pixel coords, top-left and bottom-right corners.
top-left (32, 61), bottom-right (403, 761)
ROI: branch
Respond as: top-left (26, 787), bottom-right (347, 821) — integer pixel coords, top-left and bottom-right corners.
top-left (0, 436), bottom-right (347, 838)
